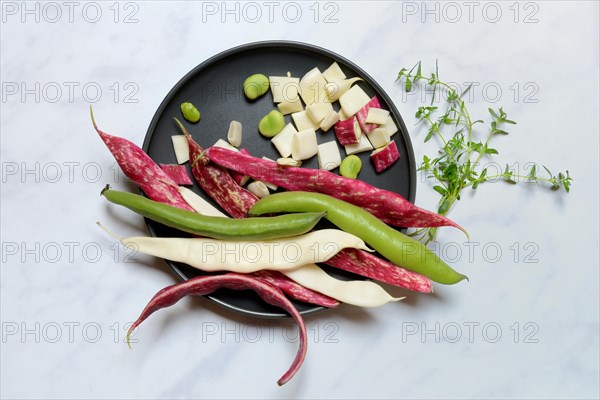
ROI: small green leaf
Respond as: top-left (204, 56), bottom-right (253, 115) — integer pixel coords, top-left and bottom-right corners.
top-left (433, 185), bottom-right (447, 195)
top-left (405, 78), bottom-right (412, 92)
top-left (460, 84), bottom-right (473, 99)
top-left (488, 108), bottom-right (498, 118)
top-left (529, 165), bottom-right (537, 177)
top-left (424, 128), bottom-right (435, 142)
top-left (438, 197), bottom-right (451, 214)
top-left (485, 148), bottom-right (498, 155)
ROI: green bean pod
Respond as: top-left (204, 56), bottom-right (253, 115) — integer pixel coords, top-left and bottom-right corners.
top-left (101, 187), bottom-right (326, 240)
top-left (249, 191), bottom-right (467, 285)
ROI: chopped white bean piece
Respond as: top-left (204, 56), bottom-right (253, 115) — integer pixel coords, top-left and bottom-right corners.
top-left (366, 128), bottom-right (390, 149)
top-left (171, 135), bottom-right (190, 164)
top-left (292, 110), bottom-right (320, 131)
top-left (306, 102), bottom-right (334, 123)
top-left (269, 76), bottom-right (300, 103)
top-left (344, 133), bottom-right (374, 155)
top-left (338, 107), bottom-right (350, 121)
top-left (271, 123), bottom-right (297, 158)
top-left (213, 138), bottom-right (239, 152)
top-left (339, 85), bottom-right (371, 117)
top-left (317, 141), bottom-right (342, 170)
top-left (277, 158), bottom-right (302, 167)
top-left (299, 67), bottom-right (329, 106)
top-left (365, 108), bottom-right (390, 124)
top-left (227, 121), bottom-right (242, 147)
top-left (277, 95), bottom-right (304, 115)
top-left (319, 110), bottom-right (340, 131)
top-left (325, 77), bottom-right (363, 102)
top-left (379, 116), bottom-right (399, 138)
top-left (247, 181), bottom-right (270, 198)
top-left (292, 129), bottom-right (318, 160)
top-left (178, 187), bottom-right (227, 217)
top-left (322, 62), bottom-right (346, 83)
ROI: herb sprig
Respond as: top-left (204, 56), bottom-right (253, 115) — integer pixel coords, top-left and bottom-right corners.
top-left (397, 62), bottom-right (572, 243)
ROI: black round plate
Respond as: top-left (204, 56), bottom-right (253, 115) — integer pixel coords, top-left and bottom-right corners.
top-left (143, 41), bottom-right (415, 318)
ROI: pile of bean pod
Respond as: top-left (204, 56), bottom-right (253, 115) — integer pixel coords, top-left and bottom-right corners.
top-left (92, 107), bottom-right (466, 385)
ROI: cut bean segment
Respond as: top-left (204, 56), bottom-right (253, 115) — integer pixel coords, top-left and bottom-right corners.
top-left (126, 273), bottom-right (306, 386)
top-left (317, 141), bottom-right (341, 171)
top-left (366, 108), bottom-right (390, 124)
top-left (335, 117), bottom-right (361, 145)
top-left (319, 110), bottom-right (340, 131)
top-left (344, 133), bottom-right (373, 156)
top-left (271, 123), bottom-right (297, 158)
top-left (292, 129), bottom-right (318, 161)
top-left (322, 62), bottom-right (346, 83)
top-left (366, 128), bottom-right (390, 150)
top-left (177, 187), bottom-right (227, 217)
top-left (339, 85), bottom-right (370, 117)
top-left (355, 96), bottom-right (381, 133)
top-left (171, 135), bottom-right (190, 164)
top-left (371, 141), bottom-right (400, 173)
top-left (325, 77), bottom-right (363, 102)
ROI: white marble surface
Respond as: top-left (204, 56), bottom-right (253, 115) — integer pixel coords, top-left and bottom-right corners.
top-left (1, 1), bottom-right (598, 398)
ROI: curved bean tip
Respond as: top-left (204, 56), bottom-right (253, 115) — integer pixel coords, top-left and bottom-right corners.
top-left (100, 184), bottom-right (111, 196)
top-left (173, 117), bottom-right (191, 138)
top-left (96, 222), bottom-right (125, 243)
top-left (89, 105), bottom-right (98, 130)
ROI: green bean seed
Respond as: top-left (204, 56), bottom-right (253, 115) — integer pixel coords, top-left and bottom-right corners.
top-left (259, 110), bottom-right (285, 137)
top-left (340, 155), bottom-right (362, 179)
top-left (249, 191), bottom-right (467, 285)
top-left (243, 74), bottom-right (269, 100)
top-left (101, 187), bottom-right (326, 240)
top-left (180, 102), bottom-right (201, 123)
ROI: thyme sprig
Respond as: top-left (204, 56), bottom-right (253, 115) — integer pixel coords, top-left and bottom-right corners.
top-left (397, 62), bottom-right (572, 242)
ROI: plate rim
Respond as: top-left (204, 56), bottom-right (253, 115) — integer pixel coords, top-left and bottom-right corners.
top-left (142, 40), bottom-right (416, 319)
